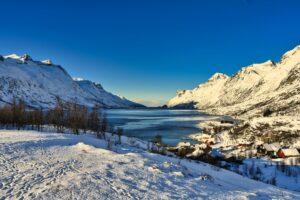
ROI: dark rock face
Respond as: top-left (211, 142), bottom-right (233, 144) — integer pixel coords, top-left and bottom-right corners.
top-left (170, 102), bottom-right (197, 109)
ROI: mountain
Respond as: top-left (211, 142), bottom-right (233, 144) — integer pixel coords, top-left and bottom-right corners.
top-left (168, 45), bottom-right (300, 119)
top-left (74, 79), bottom-right (143, 108)
top-left (0, 54), bottom-right (144, 109)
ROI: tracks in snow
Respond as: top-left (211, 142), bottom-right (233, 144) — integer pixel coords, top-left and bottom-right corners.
top-left (0, 142), bottom-right (80, 199)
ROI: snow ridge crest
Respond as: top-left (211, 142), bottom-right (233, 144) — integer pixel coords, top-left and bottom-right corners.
top-left (208, 73), bottom-right (229, 82)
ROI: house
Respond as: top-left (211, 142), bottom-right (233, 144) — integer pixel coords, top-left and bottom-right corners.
top-left (261, 143), bottom-right (281, 157)
top-left (237, 142), bottom-right (253, 151)
top-left (277, 148), bottom-right (300, 158)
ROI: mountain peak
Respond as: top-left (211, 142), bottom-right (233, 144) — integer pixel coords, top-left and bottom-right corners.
top-left (42, 59), bottom-right (53, 65)
top-left (4, 54), bottom-right (21, 60)
top-left (280, 45), bottom-right (300, 65)
top-left (252, 60), bottom-right (275, 67)
top-left (73, 77), bottom-right (85, 81)
top-left (208, 73), bottom-right (229, 82)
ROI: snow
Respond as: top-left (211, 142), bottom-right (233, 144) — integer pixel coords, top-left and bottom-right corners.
top-left (168, 45), bottom-right (300, 157)
top-left (177, 141), bottom-right (191, 147)
top-left (280, 149), bottom-right (300, 157)
top-left (168, 72), bottom-right (229, 108)
top-left (263, 143), bottom-right (281, 152)
top-left (167, 45), bottom-right (300, 120)
top-left (75, 79), bottom-right (142, 108)
top-left (189, 133), bottom-right (214, 143)
top-left (41, 59), bottom-right (52, 65)
top-left (208, 73), bottom-right (229, 82)
top-left (4, 54), bottom-right (21, 60)
top-left (239, 158), bottom-right (300, 192)
top-left (0, 54), bottom-right (142, 108)
top-left (0, 130), bottom-right (298, 199)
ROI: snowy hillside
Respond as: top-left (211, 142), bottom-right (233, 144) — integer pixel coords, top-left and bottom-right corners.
top-left (0, 54), bottom-right (143, 108)
top-left (168, 45), bottom-right (300, 118)
top-left (0, 130), bottom-right (298, 199)
top-left (74, 79), bottom-right (143, 108)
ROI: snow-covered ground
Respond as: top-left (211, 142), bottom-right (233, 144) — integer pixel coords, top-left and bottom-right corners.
top-left (0, 130), bottom-right (299, 199)
top-left (241, 158), bottom-right (300, 191)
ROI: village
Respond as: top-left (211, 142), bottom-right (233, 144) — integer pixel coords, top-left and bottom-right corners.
top-left (168, 133), bottom-right (300, 162)
top-left (170, 119), bottom-right (300, 161)
top-left (165, 130), bottom-right (300, 191)
top-left (159, 116), bottom-right (300, 191)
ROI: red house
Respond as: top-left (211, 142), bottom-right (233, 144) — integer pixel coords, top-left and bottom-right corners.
top-left (277, 148), bottom-right (300, 158)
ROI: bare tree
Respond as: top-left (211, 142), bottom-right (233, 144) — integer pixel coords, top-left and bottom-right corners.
top-left (88, 104), bottom-right (102, 137)
top-left (0, 105), bottom-right (13, 128)
top-left (12, 98), bottom-right (26, 130)
top-left (100, 112), bottom-right (108, 138)
top-left (48, 97), bottom-right (65, 132)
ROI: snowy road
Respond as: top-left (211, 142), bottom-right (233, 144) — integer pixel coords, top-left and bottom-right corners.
top-left (0, 130), bottom-right (299, 199)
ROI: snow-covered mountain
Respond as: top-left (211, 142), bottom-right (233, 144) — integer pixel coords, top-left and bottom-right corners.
top-left (168, 45), bottom-right (300, 118)
top-left (0, 54), bottom-right (144, 109)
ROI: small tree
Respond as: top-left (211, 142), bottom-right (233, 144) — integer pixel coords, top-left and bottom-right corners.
top-left (34, 108), bottom-right (44, 131)
top-left (78, 105), bottom-right (88, 133)
top-left (100, 113), bottom-right (108, 138)
top-left (270, 177), bottom-right (277, 186)
top-left (47, 97), bottom-right (65, 132)
top-left (26, 110), bottom-right (35, 130)
top-left (152, 134), bottom-right (163, 146)
top-left (88, 104), bottom-right (102, 137)
top-left (12, 98), bottom-right (26, 130)
top-left (116, 128), bottom-right (123, 144)
top-left (66, 102), bottom-right (82, 134)
top-left (0, 105), bottom-right (13, 127)
top-left (248, 161), bottom-right (256, 178)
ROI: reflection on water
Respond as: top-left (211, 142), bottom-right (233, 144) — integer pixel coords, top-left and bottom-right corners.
top-left (105, 109), bottom-right (221, 146)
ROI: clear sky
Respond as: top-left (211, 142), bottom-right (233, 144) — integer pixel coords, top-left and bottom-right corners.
top-left (0, 0), bottom-right (300, 106)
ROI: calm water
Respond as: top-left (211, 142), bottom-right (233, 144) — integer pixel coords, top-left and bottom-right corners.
top-left (105, 109), bottom-right (222, 146)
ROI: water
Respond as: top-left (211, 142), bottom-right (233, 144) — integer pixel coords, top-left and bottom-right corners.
top-left (105, 109), bottom-right (222, 146)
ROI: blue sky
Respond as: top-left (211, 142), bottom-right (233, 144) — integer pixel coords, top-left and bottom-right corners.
top-left (0, 0), bottom-right (300, 106)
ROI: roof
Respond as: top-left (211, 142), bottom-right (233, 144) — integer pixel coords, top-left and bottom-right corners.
top-left (280, 149), bottom-right (300, 156)
top-left (263, 143), bottom-right (280, 152)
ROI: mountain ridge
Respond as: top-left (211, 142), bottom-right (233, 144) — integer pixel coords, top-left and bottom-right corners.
top-left (0, 54), bottom-right (144, 109)
top-left (168, 45), bottom-right (300, 118)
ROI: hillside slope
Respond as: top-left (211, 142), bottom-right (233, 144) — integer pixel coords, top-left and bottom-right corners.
top-left (0, 54), bottom-right (143, 108)
top-left (0, 130), bottom-right (298, 199)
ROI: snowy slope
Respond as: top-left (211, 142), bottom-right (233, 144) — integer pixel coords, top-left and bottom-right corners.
top-left (168, 45), bottom-right (300, 118)
top-left (0, 54), bottom-right (143, 108)
top-left (75, 79), bottom-right (143, 108)
top-left (0, 130), bottom-right (298, 199)
top-left (169, 73), bottom-right (229, 109)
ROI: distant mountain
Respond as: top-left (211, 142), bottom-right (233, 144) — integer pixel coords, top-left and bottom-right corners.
top-left (168, 45), bottom-right (300, 118)
top-left (0, 54), bottom-right (144, 109)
